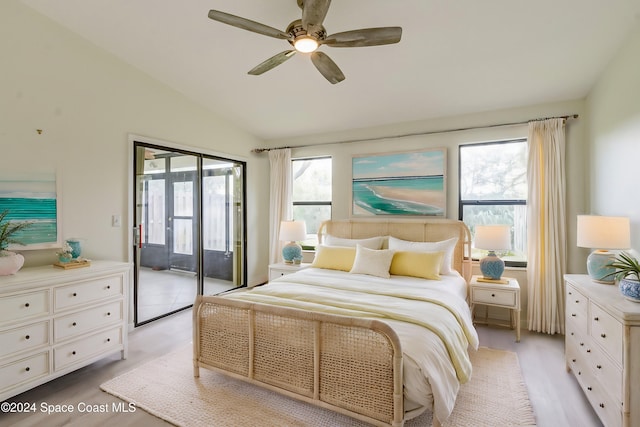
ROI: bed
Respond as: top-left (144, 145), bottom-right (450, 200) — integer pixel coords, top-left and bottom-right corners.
top-left (193, 218), bottom-right (478, 427)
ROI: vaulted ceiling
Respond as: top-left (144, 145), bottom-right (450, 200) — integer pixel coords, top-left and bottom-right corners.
top-left (20, 0), bottom-right (640, 140)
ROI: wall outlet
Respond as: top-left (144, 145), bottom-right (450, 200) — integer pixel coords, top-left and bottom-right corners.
top-left (112, 215), bottom-right (121, 227)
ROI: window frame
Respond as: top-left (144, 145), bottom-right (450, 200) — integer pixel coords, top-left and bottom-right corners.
top-left (292, 156), bottom-right (332, 248)
top-left (458, 139), bottom-right (528, 268)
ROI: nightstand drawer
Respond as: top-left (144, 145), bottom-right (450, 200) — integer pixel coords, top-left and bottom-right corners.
top-left (472, 288), bottom-right (515, 307)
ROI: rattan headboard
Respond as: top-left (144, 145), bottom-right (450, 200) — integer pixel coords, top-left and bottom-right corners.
top-left (318, 218), bottom-right (472, 282)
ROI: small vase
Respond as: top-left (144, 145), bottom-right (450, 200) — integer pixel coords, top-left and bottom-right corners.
top-left (67, 239), bottom-right (81, 259)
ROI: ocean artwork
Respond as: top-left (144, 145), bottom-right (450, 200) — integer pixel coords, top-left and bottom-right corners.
top-left (352, 149), bottom-right (446, 216)
top-left (0, 172), bottom-right (59, 249)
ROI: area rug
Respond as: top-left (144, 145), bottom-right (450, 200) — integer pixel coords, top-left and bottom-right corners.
top-left (101, 346), bottom-right (536, 426)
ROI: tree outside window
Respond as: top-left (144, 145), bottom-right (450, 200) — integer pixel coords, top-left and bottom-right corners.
top-left (459, 140), bottom-right (527, 266)
top-left (292, 157), bottom-right (332, 248)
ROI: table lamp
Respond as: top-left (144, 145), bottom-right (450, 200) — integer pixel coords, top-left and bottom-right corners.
top-left (279, 220), bottom-right (307, 264)
top-left (474, 225), bottom-right (511, 280)
top-left (577, 215), bottom-right (630, 284)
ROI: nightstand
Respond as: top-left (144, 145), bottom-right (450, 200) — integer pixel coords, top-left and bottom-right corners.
top-left (469, 275), bottom-right (521, 342)
top-left (268, 262), bottom-right (311, 281)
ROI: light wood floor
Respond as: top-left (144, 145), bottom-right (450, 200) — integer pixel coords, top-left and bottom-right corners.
top-left (0, 310), bottom-right (602, 427)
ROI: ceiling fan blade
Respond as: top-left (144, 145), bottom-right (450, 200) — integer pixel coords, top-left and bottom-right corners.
top-left (208, 10), bottom-right (289, 40)
top-left (301, 0), bottom-right (331, 34)
top-left (248, 50), bottom-right (296, 75)
top-left (310, 51), bottom-right (345, 84)
top-left (322, 27), bottom-right (402, 47)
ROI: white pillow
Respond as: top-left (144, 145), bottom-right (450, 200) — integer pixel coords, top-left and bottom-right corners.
top-left (349, 245), bottom-right (395, 279)
top-left (324, 234), bottom-right (383, 249)
top-left (388, 236), bottom-right (458, 274)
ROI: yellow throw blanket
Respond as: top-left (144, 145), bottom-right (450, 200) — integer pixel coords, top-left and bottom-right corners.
top-left (224, 270), bottom-right (478, 383)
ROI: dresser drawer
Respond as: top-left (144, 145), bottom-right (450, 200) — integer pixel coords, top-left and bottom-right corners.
top-left (54, 275), bottom-right (124, 312)
top-left (582, 378), bottom-right (623, 427)
top-left (0, 352), bottom-right (49, 393)
top-left (472, 288), bottom-right (515, 307)
top-left (566, 285), bottom-right (588, 333)
top-left (0, 321), bottom-right (49, 359)
top-left (584, 338), bottom-right (623, 403)
top-left (0, 290), bottom-right (49, 326)
top-left (54, 327), bottom-right (122, 371)
top-left (53, 301), bottom-right (122, 342)
top-left (590, 303), bottom-right (623, 365)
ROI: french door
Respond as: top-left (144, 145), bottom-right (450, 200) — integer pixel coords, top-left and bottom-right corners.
top-left (133, 142), bottom-right (246, 326)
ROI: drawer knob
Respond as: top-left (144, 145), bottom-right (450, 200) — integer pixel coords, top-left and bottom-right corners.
top-left (572, 358), bottom-right (576, 363)
top-left (571, 313), bottom-right (576, 317)
top-left (72, 322), bottom-right (77, 327)
top-left (107, 338), bottom-right (111, 342)
top-left (594, 317), bottom-right (599, 321)
top-left (596, 364), bottom-right (602, 369)
top-left (570, 332), bottom-right (574, 336)
top-left (25, 302), bottom-right (30, 308)
top-left (599, 403), bottom-right (605, 408)
top-left (107, 312), bottom-right (111, 316)
top-left (25, 335), bottom-right (30, 340)
top-left (600, 333), bottom-right (606, 338)
top-left (491, 293), bottom-right (495, 297)
top-left (586, 349), bottom-right (591, 353)
top-left (107, 285), bottom-right (111, 289)
top-left (73, 292), bottom-right (77, 297)
top-left (587, 386), bottom-right (592, 391)
top-left (72, 351), bottom-right (76, 355)
top-left (25, 366), bottom-right (30, 372)
top-left (575, 300), bottom-right (579, 304)
top-left (580, 342), bottom-right (584, 346)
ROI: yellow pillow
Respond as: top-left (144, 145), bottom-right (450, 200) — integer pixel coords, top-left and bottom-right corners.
top-left (390, 251), bottom-right (444, 280)
top-left (311, 245), bottom-right (356, 272)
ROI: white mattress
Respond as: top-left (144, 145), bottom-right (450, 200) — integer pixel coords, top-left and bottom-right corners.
top-left (267, 267), bottom-right (476, 422)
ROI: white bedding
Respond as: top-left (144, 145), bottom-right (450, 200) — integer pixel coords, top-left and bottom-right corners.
top-left (226, 267), bottom-right (478, 422)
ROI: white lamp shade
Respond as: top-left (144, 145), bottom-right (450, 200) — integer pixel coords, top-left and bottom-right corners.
top-left (279, 220), bottom-right (307, 242)
top-left (474, 225), bottom-right (511, 251)
top-left (576, 215), bottom-right (630, 249)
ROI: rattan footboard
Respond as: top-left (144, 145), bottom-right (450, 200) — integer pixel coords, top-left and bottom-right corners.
top-left (193, 295), bottom-right (406, 427)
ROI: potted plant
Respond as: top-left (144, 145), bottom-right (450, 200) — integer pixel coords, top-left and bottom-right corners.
top-left (0, 209), bottom-right (33, 275)
top-left (605, 251), bottom-right (640, 303)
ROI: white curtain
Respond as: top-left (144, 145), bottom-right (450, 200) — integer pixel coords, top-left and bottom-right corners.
top-left (268, 148), bottom-right (292, 264)
top-left (526, 118), bottom-right (567, 334)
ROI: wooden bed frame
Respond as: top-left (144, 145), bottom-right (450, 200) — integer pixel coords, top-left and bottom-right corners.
top-left (193, 218), bottom-right (471, 427)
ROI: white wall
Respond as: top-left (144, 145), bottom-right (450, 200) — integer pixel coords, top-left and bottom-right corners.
top-left (0, 0), bottom-right (271, 285)
top-left (268, 99), bottom-right (588, 323)
top-left (587, 22), bottom-right (640, 255)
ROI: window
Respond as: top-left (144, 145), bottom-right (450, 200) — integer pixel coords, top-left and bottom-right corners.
top-left (459, 139), bottom-right (527, 266)
top-left (292, 157), bottom-right (332, 248)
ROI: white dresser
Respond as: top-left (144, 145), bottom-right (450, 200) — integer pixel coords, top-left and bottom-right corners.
top-left (565, 274), bottom-right (640, 427)
top-left (0, 261), bottom-right (130, 402)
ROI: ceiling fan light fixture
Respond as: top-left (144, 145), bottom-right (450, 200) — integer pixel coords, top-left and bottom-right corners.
top-left (293, 36), bottom-right (318, 53)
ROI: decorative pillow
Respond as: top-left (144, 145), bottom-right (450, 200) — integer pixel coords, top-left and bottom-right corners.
top-left (388, 236), bottom-right (458, 274)
top-left (349, 245), bottom-right (395, 278)
top-left (324, 235), bottom-right (384, 250)
top-left (390, 251), bottom-right (444, 280)
top-left (311, 245), bottom-right (356, 272)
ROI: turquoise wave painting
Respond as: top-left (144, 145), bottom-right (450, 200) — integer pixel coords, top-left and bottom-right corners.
top-left (352, 149), bottom-right (446, 216)
top-left (0, 173), bottom-right (58, 248)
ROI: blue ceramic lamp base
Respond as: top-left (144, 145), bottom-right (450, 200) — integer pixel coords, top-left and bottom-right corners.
top-left (282, 241), bottom-right (302, 264)
top-left (586, 250), bottom-right (615, 284)
top-left (479, 251), bottom-right (505, 280)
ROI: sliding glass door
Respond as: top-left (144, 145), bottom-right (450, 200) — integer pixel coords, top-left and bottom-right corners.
top-left (133, 143), bottom-right (245, 326)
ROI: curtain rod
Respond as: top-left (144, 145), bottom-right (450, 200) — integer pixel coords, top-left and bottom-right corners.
top-left (251, 113), bottom-right (578, 153)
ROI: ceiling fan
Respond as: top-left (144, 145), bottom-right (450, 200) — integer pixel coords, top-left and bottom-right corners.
top-left (207, 0), bottom-right (402, 84)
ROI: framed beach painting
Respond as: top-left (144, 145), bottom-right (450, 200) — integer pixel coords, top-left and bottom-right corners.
top-left (351, 148), bottom-right (446, 217)
top-left (0, 172), bottom-right (61, 250)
